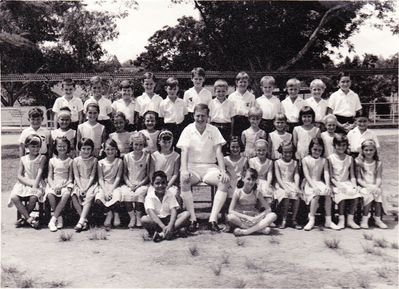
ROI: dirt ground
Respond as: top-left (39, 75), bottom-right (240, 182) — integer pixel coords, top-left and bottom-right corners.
top-left (1, 133), bottom-right (398, 288)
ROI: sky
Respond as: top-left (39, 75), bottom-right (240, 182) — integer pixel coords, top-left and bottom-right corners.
top-left (86, 0), bottom-right (398, 64)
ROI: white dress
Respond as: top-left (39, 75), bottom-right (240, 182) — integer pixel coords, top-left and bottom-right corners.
top-left (243, 128), bottom-right (266, 157)
top-left (45, 157), bottom-right (74, 197)
top-left (269, 131), bottom-right (292, 160)
top-left (109, 132), bottom-right (131, 156)
top-left (224, 155), bottom-right (247, 197)
top-left (293, 126), bottom-right (320, 159)
top-left (8, 155), bottom-right (46, 207)
top-left (77, 122), bottom-right (105, 156)
top-left (140, 130), bottom-right (160, 154)
top-left (274, 159), bottom-right (301, 203)
top-left (302, 156), bottom-right (330, 205)
top-left (320, 132), bottom-right (335, 158)
top-left (71, 156), bottom-right (98, 205)
top-left (94, 158), bottom-right (123, 207)
top-left (328, 154), bottom-right (360, 204)
top-left (248, 157), bottom-right (274, 199)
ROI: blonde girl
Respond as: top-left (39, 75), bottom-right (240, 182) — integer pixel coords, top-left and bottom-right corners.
top-left (302, 138), bottom-right (339, 231)
top-left (72, 138), bottom-right (98, 232)
top-left (9, 134), bottom-right (46, 229)
top-left (46, 137), bottom-right (73, 232)
top-left (51, 107), bottom-right (76, 158)
top-left (242, 106), bottom-right (267, 158)
top-left (356, 140), bottom-right (388, 229)
top-left (227, 168), bottom-right (277, 236)
top-left (121, 132), bottom-right (150, 228)
top-left (328, 134), bottom-right (361, 229)
top-left (320, 114), bottom-right (338, 158)
top-left (109, 111), bottom-right (131, 157)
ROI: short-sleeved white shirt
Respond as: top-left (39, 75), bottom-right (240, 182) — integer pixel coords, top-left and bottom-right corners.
top-left (135, 93), bottom-right (163, 116)
top-left (209, 98), bottom-right (234, 123)
top-left (177, 123), bottom-right (226, 164)
top-left (183, 87), bottom-right (212, 113)
top-left (328, 89), bottom-right (362, 117)
top-left (256, 95), bottom-right (281, 120)
top-left (111, 99), bottom-right (136, 124)
top-left (305, 97), bottom-right (328, 122)
top-left (347, 127), bottom-right (380, 153)
top-left (83, 96), bottom-right (113, 120)
top-left (281, 96), bottom-right (306, 123)
top-left (144, 186), bottom-right (179, 218)
top-left (52, 96), bottom-right (83, 123)
top-left (228, 90), bottom-right (256, 116)
top-left (19, 126), bottom-right (51, 154)
top-left (159, 97), bottom-right (187, 124)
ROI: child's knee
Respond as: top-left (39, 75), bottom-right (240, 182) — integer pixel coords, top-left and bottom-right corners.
top-left (10, 193), bottom-right (20, 203)
top-left (180, 189), bottom-right (193, 200)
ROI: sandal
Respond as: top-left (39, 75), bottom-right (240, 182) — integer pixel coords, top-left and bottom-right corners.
top-left (27, 217), bottom-right (40, 230)
top-left (15, 218), bottom-right (26, 228)
top-left (74, 222), bottom-right (84, 232)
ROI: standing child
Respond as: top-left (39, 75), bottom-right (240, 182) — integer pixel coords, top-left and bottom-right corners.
top-left (121, 132), bottom-right (150, 228)
top-left (227, 168), bottom-right (277, 236)
top-left (328, 134), bottom-right (361, 229)
top-left (52, 78), bottom-right (83, 130)
top-left (45, 137), bottom-right (73, 232)
top-left (302, 138), bottom-right (339, 231)
top-left (94, 139), bottom-right (123, 229)
top-left (281, 78), bottom-right (306, 133)
top-left (77, 103), bottom-right (106, 157)
top-left (347, 115), bottom-right (380, 158)
top-left (71, 138), bottom-right (98, 232)
top-left (256, 75), bottom-right (281, 133)
top-left (305, 79), bottom-right (328, 128)
top-left (140, 110), bottom-right (160, 154)
top-left (274, 141), bottom-right (302, 229)
top-left (268, 113), bottom-right (292, 160)
top-left (327, 72), bottom-right (362, 133)
top-left (109, 112), bottom-right (131, 157)
top-left (229, 71), bottom-right (256, 137)
top-left (183, 67), bottom-right (213, 124)
top-left (321, 114), bottom-right (338, 158)
top-left (112, 80), bottom-right (137, 132)
top-left (51, 107), bottom-right (76, 158)
top-left (356, 140), bottom-right (388, 229)
top-left (242, 106), bottom-right (267, 158)
top-left (141, 171), bottom-right (190, 242)
top-left (293, 106), bottom-right (320, 160)
top-left (9, 134), bottom-right (46, 229)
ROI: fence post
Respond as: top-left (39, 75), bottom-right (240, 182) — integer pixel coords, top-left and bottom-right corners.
top-left (373, 101), bottom-right (376, 125)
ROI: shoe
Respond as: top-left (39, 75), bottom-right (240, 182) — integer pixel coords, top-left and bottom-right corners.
top-left (208, 221), bottom-right (222, 232)
top-left (337, 215), bottom-right (345, 229)
top-left (27, 217), bottom-right (40, 230)
top-left (188, 220), bottom-right (199, 232)
top-left (222, 224), bottom-right (232, 233)
top-left (233, 228), bottom-right (246, 236)
top-left (74, 222), bottom-right (84, 232)
top-left (57, 216), bottom-right (63, 229)
top-left (113, 213), bottom-right (121, 227)
top-left (153, 231), bottom-right (164, 243)
top-left (177, 227), bottom-right (189, 238)
top-left (15, 218), bottom-right (26, 228)
top-left (292, 221), bottom-right (303, 230)
top-left (374, 216), bottom-right (388, 229)
top-left (135, 215), bottom-right (142, 228)
top-left (347, 215), bottom-right (360, 229)
top-left (263, 227), bottom-right (271, 235)
top-left (279, 219), bottom-right (287, 229)
top-left (360, 216), bottom-right (370, 229)
top-left (304, 216), bottom-right (315, 231)
top-left (48, 220), bottom-right (58, 232)
top-left (324, 221), bottom-right (341, 230)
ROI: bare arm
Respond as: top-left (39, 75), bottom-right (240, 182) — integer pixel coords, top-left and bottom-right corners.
top-left (216, 145), bottom-right (229, 183)
top-left (327, 158), bottom-right (339, 187)
top-left (76, 128), bottom-right (82, 152)
top-left (108, 160), bottom-right (123, 192)
top-left (167, 155), bottom-right (180, 189)
top-left (293, 162), bottom-right (300, 190)
top-left (97, 162), bottom-right (106, 191)
top-left (17, 159), bottom-right (35, 187)
top-left (257, 194), bottom-right (272, 214)
top-left (47, 160), bottom-right (56, 188)
top-left (349, 158), bottom-right (356, 186)
top-left (241, 131), bottom-right (247, 147)
top-left (292, 128), bottom-right (298, 148)
top-left (302, 158), bottom-right (319, 189)
top-left (228, 191), bottom-right (252, 220)
top-left (19, 143), bottom-right (25, 158)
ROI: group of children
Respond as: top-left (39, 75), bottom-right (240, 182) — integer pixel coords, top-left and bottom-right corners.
top-left (9, 68), bottom-right (391, 242)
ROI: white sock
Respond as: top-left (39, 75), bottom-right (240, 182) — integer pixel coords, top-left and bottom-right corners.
top-left (209, 190), bottom-right (227, 223)
top-left (181, 190), bottom-right (196, 221)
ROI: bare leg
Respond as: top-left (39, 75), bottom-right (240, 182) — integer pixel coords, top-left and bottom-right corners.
top-left (71, 195), bottom-right (82, 216)
top-left (304, 197), bottom-right (319, 231)
top-left (27, 196), bottom-right (38, 214)
top-left (226, 214), bottom-right (244, 228)
top-left (324, 196), bottom-right (339, 229)
top-left (279, 198), bottom-right (289, 228)
top-left (54, 192), bottom-right (70, 218)
top-left (239, 213), bottom-right (277, 235)
top-left (373, 202), bottom-right (388, 228)
top-left (291, 199), bottom-right (300, 222)
top-left (11, 195), bottom-right (30, 220)
top-left (209, 187), bottom-right (228, 223)
top-left (47, 194), bottom-right (57, 212)
top-left (174, 211), bottom-right (190, 229)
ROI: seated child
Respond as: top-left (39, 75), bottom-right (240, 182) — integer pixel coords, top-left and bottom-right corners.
top-left (50, 107), bottom-right (76, 157)
top-left (347, 114), bottom-right (380, 158)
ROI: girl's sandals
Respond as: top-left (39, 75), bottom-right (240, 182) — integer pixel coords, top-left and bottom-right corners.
top-left (27, 217), bottom-right (40, 230)
top-left (74, 221), bottom-right (89, 232)
top-left (15, 218), bottom-right (26, 228)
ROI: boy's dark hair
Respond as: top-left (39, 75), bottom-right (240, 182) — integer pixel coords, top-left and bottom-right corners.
top-left (77, 138), bottom-right (95, 151)
top-left (90, 76), bottom-right (102, 86)
top-left (152, 170), bottom-right (167, 184)
top-left (119, 80), bottom-right (133, 90)
top-left (28, 107), bottom-right (44, 119)
top-left (99, 138), bottom-right (120, 159)
top-left (193, 103), bottom-right (210, 115)
top-left (298, 106), bottom-right (315, 125)
top-left (338, 71), bottom-right (351, 80)
top-left (62, 78), bottom-right (75, 87)
top-left (191, 67), bottom-right (206, 78)
top-left (143, 110), bottom-right (159, 123)
top-left (236, 168), bottom-right (258, 190)
top-left (308, 137), bottom-right (325, 156)
top-left (85, 102), bottom-right (100, 113)
top-left (332, 134), bottom-right (349, 147)
top-left (142, 72), bottom-right (157, 82)
top-left (165, 77), bottom-right (179, 88)
top-left (59, 106), bottom-right (71, 112)
top-left (53, 136), bottom-right (71, 155)
top-left (25, 134), bottom-right (42, 147)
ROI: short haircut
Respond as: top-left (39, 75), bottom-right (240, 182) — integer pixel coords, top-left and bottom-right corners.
top-left (323, 114), bottom-right (337, 124)
top-left (333, 134), bottom-right (349, 147)
top-left (53, 136), bottom-right (71, 155)
top-left (62, 78), bottom-right (75, 87)
top-left (237, 168), bottom-right (258, 189)
top-left (260, 75), bottom-right (276, 86)
top-left (152, 170), bottom-right (167, 184)
top-left (274, 113), bottom-right (287, 122)
top-left (119, 80), bottom-right (133, 90)
top-left (143, 110), bottom-right (159, 123)
top-left (78, 138), bottom-right (95, 150)
top-left (214, 79), bottom-right (228, 90)
top-left (90, 76), bottom-right (102, 86)
top-left (228, 136), bottom-right (244, 153)
top-left (298, 106), bottom-right (315, 125)
top-left (338, 71), bottom-right (351, 80)
top-left (193, 103), bottom-right (210, 115)
top-left (308, 137), bottom-right (325, 156)
top-left (142, 72), bottom-right (157, 82)
top-left (235, 71), bottom-right (249, 81)
top-left (248, 106), bottom-right (263, 118)
top-left (25, 134), bottom-right (42, 147)
top-left (191, 67), bottom-right (206, 78)
top-left (165, 77), bottom-right (179, 88)
top-left (113, 111), bottom-right (128, 122)
top-left (28, 107), bottom-right (44, 119)
top-left (129, 131), bottom-right (147, 147)
top-left (310, 79), bottom-right (326, 89)
top-left (286, 78), bottom-right (301, 87)
top-left (277, 140), bottom-right (296, 154)
top-left (85, 102), bottom-right (100, 113)
top-left (100, 138), bottom-right (120, 158)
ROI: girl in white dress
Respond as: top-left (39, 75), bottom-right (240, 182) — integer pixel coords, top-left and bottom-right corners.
top-left (109, 112), bottom-right (131, 157)
top-left (140, 111), bottom-right (160, 154)
top-left (9, 134), bottom-right (46, 229)
top-left (45, 137), bottom-right (73, 232)
top-left (227, 168), bottom-right (277, 236)
top-left (94, 139), bottom-right (123, 229)
top-left (356, 140), bottom-right (388, 229)
top-left (302, 138), bottom-right (339, 231)
top-left (242, 106), bottom-right (267, 158)
top-left (274, 141), bottom-right (302, 229)
top-left (72, 138), bottom-right (98, 232)
top-left (321, 114), bottom-right (338, 158)
top-left (268, 113), bottom-right (292, 160)
top-left (121, 132), bottom-right (150, 228)
top-left (51, 108), bottom-right (76, 158)
top-left (328, 134), bottom-right (361, 229)
top-left (293, 106), bottom-right (320, 160)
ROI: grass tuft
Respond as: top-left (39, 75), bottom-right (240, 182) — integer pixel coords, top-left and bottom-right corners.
top-left (88, 229), bottom-right (107, 240)
top-left (391, 242), bottom-right (398, 249)
top-left (362, 232), bottom-right (373, 241)
top-left (362, 245), bottom-right (383, 256)
top-left (357, 275), bottom-right (370, 289)
top-left (1, 264), bottom-right (19, 274)
top-left (220, 252), bottom-right (230, 266)
top-left (235, 237), bottom-right (246, 247)
top-left (269, 236), bottom-right (280, 245)
top-left (58, 231), bottom-right (73, 242)
top-left (373, 238), bottom-right (388, 248)
top-left (211, 262), bottom-right (222, 276)
top-left (46, 280), bottom-right (68, 288)
top-left (18, 277), bottom-right (35, 288)
top-left (324, 238), bottom-right (340, 249)
top-left (188, 244), bottom-right (199, 256)
top-left (375, 267), bottom-right (389, 278)
top-left (232, 278), bottom-right (247, 288)
top-left (245, 258), bottom-right (259, 270)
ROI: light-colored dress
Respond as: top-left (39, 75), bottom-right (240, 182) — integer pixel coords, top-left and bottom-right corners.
top-left (224, 155), bottom-right (247, 197)
top-left (321, 132), bottom-right (335, 158)
top-left (274, 159), bottom-right (300, 203)
top-left (232, 188), bottom-right (265, 229)
top-left (109, 132), bottom-right (131, 156)
top-left (248, 157), bottom-right (274, 198)
top-left (8, 155), bottom-right (46, 207)
top-left (151, 151), bottom-right (180, 195)
top-left (71, 156), bottom-right (98, 205)
top-left (294, 126), bottom-right (320, 159)
top-left (120, 152), bottom-right (149, 203)
top-left (269, 131), bottom-right (292, 160)
top-left (328, 154), bottom-right (360, 204)
top-left (45, 157), bottom-right (73, 197)
top-left (302, 156), bottom-right (330, 205)
top-left (140, 129), bottom-right (160, 154)
top-left (77, 122), bottom-right (105, 156)
top-left (94, 158), bottom-right (123, 207)
top-left (242, 128), bottom-right (266, 157)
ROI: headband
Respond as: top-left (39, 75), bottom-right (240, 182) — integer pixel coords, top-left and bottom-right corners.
top-left (362, 139), bottom-right (376, 147)
top-left (159, 130), bottom-right (173, 139)
top-left (255, 139), bottom-right (269, 147)
top-left (58, 110), bottom-right (71, 118)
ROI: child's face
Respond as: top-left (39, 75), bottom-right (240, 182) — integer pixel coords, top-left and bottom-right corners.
top-left (255, 144), bottom-right (267, 159)
top-left (236, 78), bottom-right (248, 91)
top-left (56, 141), bottom-right (68, 156)
top-left (192, 75), bottom-right (204, 88)
top-left (310, 144), bottom-right (323, 159)
top-left (301, 114), bottom-right (313, 126)
top-left (338, 77), bottom-right (351, 91)
top-left (86, 107), bottom-right (99, 122)
top-left (261, 82), bottom-right (274, 96)
top-left (80, 145), bottom-right (93, 158)
top-left (242, 171), bottom-right (256, 191)
top-left (326, 120), bottom-right (337, 133)
top-left (144, 114), bottom-right (156, 130)
top-left (363, 145), bottom-right (376, 160)
top-left (153, 176), bottom-right (167, 194)
top-left (311, 85), bottom-right (324, 99)
top-left (91, 83), bottom-right (102, 97)
top-left (281, 147), bottom-right (293, 161)
top-left (334, 142), bottom-right (347, 155)
top-left (229, 141), bottom-right (241, 156)
top-left (121, 88), bottom-right (133, 100)
top-left (194, 109), bottom-right (208, 125)
top-left (356, 117), bottom-right (368, 131)
top-left (27, 143), bottom-right (41, 155)
top-left (58, 115), bottom-right (71, 130)
top-left (159, 136), bottom-right (173, 151)
top-left (29, 116), bottom-right (43, 129)
top-left (113, 116), bottom-right (126, 132)
top-left (166, 86), bottom-right (179, 98)
top-left (104, 144), bottom-right (117, 158)
top-left (249, 115), bottom-right (261, 128)
top-left (215, 87), bottom-right (227, 100)
top-left (143, 79), bottom-right (155, 93)
top-left (287, 85), bottom-right (299, 97)
top-left (63, 84), bottom-right (74, 97)
top-left (132, 140), bottom-right (145, 152)
top-left (274, 119), bottom-right (286, 132)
